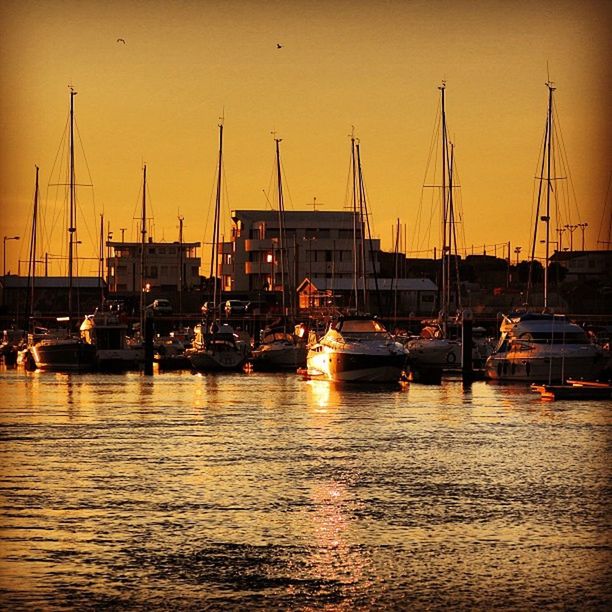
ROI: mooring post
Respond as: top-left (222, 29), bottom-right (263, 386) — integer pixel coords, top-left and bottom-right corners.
top-left (144, 310), bottom-right (154, 376)
top-left (462, 308), bottom-right (473, 383)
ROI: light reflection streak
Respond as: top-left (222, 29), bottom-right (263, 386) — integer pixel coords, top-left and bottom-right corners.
top-left (306, 480), bottom-right (370, 601)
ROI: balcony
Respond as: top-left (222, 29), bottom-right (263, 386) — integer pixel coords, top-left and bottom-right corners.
top-left (244, 238), bottom-right (276, 251)
top-left (245, 261), bottom-right (275, 275)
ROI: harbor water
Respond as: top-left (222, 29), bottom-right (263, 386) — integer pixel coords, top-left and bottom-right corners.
top-left (0, 368), bottom-right (610, 609)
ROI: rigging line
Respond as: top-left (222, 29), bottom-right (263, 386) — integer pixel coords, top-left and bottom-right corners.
top-left (279, 155), bottom-right (294, 211)
top-left (552, 102), bottom-right (582, 225)
top-left (527, 112), bottom-right (550, 303)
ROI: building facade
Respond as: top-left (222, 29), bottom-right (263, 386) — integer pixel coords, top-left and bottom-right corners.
top-left (219, 210), bottom-right (381, 294)
top-left (106, 239), bottom-right (201, 293)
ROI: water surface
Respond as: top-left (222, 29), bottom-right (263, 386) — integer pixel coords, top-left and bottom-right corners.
top-left (0, 368), bottom-right (610, 609)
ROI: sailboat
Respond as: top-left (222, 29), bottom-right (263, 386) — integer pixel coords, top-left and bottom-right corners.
top-left (405, 83), bottom-right (463, 371)
top-left (188, 121), bottom-right (248, 372)
top-left (31, 88), bottom-right (97, 372)
top-left (485, 82), bottom-right (606, 383)
top-left (250, 138), bottom-right (307, 371)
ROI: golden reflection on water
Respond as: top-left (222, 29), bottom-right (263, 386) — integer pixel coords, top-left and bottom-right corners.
top-left (0, 368), bottom-right (610, 608)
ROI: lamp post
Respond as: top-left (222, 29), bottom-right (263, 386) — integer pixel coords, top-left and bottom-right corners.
top-left (555, 227), bottom-right (566, 253)
top-left (564, 224), bottom-right (578, 251)
top-left (514, 246), bottom-right (522, 266)
top-left (3, 235), bottom-right (20, 279)
top-left (577, 222), bottom-right (588, 251)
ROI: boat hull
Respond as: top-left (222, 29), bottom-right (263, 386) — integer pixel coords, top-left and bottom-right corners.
top-left (188, 348), bottom-right (246, 372)
top-left (251, 344), bottom-right (307, 371)
top-left (32, 339), bottom-right (97, 372)
top-left (485, 352), bottom-right (605, 383)
top-left (307, 350), bottom-right (406, 383)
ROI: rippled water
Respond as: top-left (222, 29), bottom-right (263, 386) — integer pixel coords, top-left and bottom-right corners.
top-left (0, 367), bottom-right (610, 610)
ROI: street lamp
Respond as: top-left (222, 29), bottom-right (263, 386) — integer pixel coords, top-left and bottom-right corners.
top-left (564, 224), bottom-right (578, 251)
top-left (3, 235), bottom-right (20, 278)
top-left (514, 246), bottom-right (522, 265)
top-left (577, 223), bottom-right (588, 250)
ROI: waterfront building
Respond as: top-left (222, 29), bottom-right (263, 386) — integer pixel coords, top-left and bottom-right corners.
top-left (219, 210), bottom-right (381, 294)
top-left (296, 277), bottom-right (437, 316)
top-left (106, 239), bottom-right (201, 293)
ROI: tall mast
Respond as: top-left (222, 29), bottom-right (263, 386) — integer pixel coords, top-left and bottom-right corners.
top-left (543, 82), bottom-right (555, 309)
top-left (356, 143), bottom-right (368, 310)
top-left (26, 165), bottom-right (39, 325)
top-left (68, 87), bottom-right (77, 321)
top-left (439, 82), bottom-right (448, 334)
top-left (178, 215), bottom-right (184, 313)
top-left (351, 134), bottom-right (359, 311)
top-left (140, 164), bottom-right (147, 332)
top-left (99, 214), bottom-right (104, 303)
top-left (211, 122), bottom-right (223, 315)
top-left (274, 138), bottom-right (287, 316)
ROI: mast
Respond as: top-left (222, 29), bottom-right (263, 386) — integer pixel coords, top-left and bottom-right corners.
top-left (543, 82), bottom-right (555, 309)
top-left (439, 82), bottom-right (448, 335)
top-left (274, 138), bottom-right (287, 316)
top-left (211, 122), bottom-right (223, 317)
top-left (356, 143), bottom-right (368, 310)
top-left (68, 87), bottom-right (77, 321)
top-left (139, 164), bottom-right (147, 333)
top-left (351, 134), bottom-right (359, 311)
top-left (26, 165), bottom-right (39, 327)
top-left (178, 215), bottom-right (184, 313)
top-left (526, 82), bottom-right (555, 308)
top-left (98, 214), bottom-right (104, 304)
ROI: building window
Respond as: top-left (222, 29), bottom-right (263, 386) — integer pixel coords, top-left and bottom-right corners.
top-left (325, 250), bottom-right (332, 262)
top-left (149, 266), bottom-right (158, 279)
top-left (148, 247), bottom-right (156, 255)
top-left (223, 275), bottom-right (232, 291)
top-left (168, 247), bottom-right (176, 255)
top-left (266, 252), bottom-right (273, 263)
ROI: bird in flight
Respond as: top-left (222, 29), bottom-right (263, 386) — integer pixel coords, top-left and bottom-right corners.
top-left (117, 38), bottom-right (126, 44)
top-left (276, 43), bottom-right (283, 49)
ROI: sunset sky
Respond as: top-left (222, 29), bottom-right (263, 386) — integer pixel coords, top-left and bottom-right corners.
top-left (1, 0), bottom-right (610, 277)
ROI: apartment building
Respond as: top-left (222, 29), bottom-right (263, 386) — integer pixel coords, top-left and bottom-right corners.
top-left (106, 239), bottom-right (201, 293)
top-left (219, 210), bottom-right (381, 293)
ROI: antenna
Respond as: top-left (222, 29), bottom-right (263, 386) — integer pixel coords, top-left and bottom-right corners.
top-left (307, 196), bottom-right (325, 212)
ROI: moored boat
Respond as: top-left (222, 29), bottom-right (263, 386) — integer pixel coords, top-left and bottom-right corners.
top-left (187, 322), bottom-right (248, 372)
top-left (306, 315), bottom-right (408, 383)
top-left (485, 311), bottom-right (605, 383)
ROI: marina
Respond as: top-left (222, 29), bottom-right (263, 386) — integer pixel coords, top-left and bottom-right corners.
top-left (0, 366), bottom-right (610, 609)
top-left (1, 1), bottom-right (610, 608)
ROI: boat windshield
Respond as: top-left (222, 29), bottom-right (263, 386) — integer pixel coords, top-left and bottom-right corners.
top-left (518, 331), bottom-right (589, 344)
top-left (337, 319), bottom-right (388, 336)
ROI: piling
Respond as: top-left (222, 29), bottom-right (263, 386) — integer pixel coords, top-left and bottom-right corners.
top-left (461, 308), bottom-right (473, 383)
top-left (144, 311), bottom-right (154, 376)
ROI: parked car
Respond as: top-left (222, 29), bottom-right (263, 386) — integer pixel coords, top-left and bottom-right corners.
top-left (146, 298), bottom-right (173, 315)
top-left (224, 300), bottom-right (248, 316)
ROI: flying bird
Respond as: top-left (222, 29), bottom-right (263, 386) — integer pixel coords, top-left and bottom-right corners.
top-left (276, 43), bottom-right (283, 49)
top-left (117, 38), bottom-right (126, 44)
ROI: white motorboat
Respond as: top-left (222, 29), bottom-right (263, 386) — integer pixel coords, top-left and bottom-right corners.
top-left (307, 316), bottom-right (408, 383)
top-left (485, 311), bottom-right (606, 383)
top-left (187, 323), bottom-right (248, 372)
top-left (80, 302), bottom-right (143, 371)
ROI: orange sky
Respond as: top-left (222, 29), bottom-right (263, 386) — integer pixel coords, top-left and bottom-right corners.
top-left (1, 0), bottom-right (610, 277)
